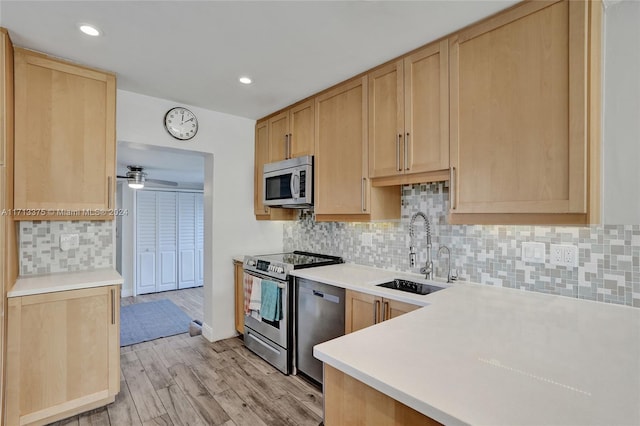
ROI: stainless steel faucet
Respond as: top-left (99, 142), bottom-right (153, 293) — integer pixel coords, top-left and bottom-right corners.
top-left (438, 245), bottom-right (457, 283)
top-left (409, 211), bottom-right (433, 280)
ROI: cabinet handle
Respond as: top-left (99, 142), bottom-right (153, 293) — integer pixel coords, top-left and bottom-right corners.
top-left (396, 134), bottom-right (401, 171)
top-left (288, 133), bottom-right (292, 159)
top-left (405, 133), bottom-right (410, 171)
top-left (107, 176), bottom-right (112, 209)
top-left (361, 177), bottom-right (367, 212)
top-left (284, 134), bottom-right (289, 159)
top-left (374, 300), bottom-right (380, 324)
top-left (383, 301), bottom-right (389, 321)
top-left (450, 166), bottom-right (457, 210)
top-left (111, 288), bottom-right (116, 325)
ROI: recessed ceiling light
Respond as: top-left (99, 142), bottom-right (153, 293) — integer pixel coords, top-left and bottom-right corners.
top-left (239, 76), bottom-right (252, 85)
top-left (79, 24), bottom-right (101, 37)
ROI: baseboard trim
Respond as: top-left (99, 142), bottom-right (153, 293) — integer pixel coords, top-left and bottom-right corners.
top-left (202, 322), bottom-right (214, 342)
top-left (121, 288), bottom-right (133, 298)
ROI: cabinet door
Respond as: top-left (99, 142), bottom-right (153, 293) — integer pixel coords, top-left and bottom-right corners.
top-left (234, 261), bottom-right (244, 334)
top-left (369, 60), bottom-right (404, 178)
top-left (268, 111), bottom-right (289, 162)
top-left (5, 286), bottom-right (120, 426)
top-left (345, 290), bottom-right (380, 334)
top-left (157, 191), bottom-right (177, 292)
top-left (450, 0), bottom-right (587, 215)
top-left (178, 192), bottom-right (196, 289)
top-left (289, 99), bottom-right (315, 158)
top-left (13, 49), bottom-right (115, 217)
top-left (404, 40), bottom-right (449, 174)
top-left (382, 298), bottom-right (420, 321)
top-left (315, 77), bottom-right (368, 216)
top-left (254, 120), bottom-right (270, 217)
top-left (136, 191), bottom-right (157, 295)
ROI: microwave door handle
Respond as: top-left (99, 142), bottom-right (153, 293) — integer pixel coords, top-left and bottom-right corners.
top-left (290, 172), bottom-right (300, 200)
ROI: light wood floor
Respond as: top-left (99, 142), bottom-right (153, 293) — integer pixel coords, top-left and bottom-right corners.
top-left (49, 288), bottom-right (323, 426)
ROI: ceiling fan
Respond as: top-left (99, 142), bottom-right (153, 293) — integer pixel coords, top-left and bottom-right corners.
top-left (117, 165), bottom-right (178, 189)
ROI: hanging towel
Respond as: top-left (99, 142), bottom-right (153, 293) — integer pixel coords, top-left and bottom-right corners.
top-left (260, 280), bottom-right (282, 322)
top-left (249, 276), bottom-right (262, 314)
top-left (243, 273), bottom-right (254, 314)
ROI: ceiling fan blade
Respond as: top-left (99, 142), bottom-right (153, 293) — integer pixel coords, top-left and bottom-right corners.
top-left (146, 178), bottom-right (178, 186)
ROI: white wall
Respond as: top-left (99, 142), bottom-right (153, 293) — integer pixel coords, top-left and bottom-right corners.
top-left (117, 89), bottom-right (283, 341)
top-left (602, 0), bottom-right (640, 224)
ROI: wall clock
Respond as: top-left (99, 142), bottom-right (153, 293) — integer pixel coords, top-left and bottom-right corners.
top-left (164, 107), bottom-right (198, 140)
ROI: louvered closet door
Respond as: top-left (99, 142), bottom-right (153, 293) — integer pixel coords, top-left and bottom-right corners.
top-left (178, 192), bottom-right (196, 289)
top-left (136, 191), bottom-right (157, 295)
top-left (195, 193), bottom-right (204, 287)
top-left (157, 192), bottom-right (178, 292)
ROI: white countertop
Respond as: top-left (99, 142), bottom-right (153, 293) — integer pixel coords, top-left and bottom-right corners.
top-left (309, 267), bottom-right (640, 425)
top-left (232, 254), bottom-right (245, 263)
top-left (290, 263), bottom-right (450, 306)
top-left (8, 268), bottom-right (123, 297)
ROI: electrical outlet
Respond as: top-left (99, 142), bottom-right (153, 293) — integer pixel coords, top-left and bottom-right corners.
top-left (563, 245), bottom-right (578, 267)
top-left (361, 233), bottom-right (373, 247)
top-left (550, 244), bottom-right (578, 268)
top-left (60, 233), bottom-right (80, 251)
top-left (550, 244), bottom-right (564, 265)
top-left (522, 242), bottom-right (545, 263)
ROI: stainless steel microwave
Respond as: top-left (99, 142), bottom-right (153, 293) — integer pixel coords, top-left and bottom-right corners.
top-left (263, 155), bottom-right (313, 208)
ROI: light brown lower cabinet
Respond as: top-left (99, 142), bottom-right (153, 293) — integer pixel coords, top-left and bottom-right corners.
top-left (233, 260), bottom-right (244, 334)
top-left (345, 289), bottom-right (419, 333)
top-left (5, 285), bottom-right (120, 426)
top-left (323, 364), bottom-right (441, 425)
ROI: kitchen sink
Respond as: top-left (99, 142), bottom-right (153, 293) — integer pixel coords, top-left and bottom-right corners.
top-left (376, 279), bottom-right (444, 295)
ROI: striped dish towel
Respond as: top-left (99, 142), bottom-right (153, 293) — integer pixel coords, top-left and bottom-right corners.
top-left (243, 273), bottom-right (253, 314)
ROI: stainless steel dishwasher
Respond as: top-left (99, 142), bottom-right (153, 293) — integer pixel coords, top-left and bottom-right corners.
top-left (295, 277), bottom-right (345, 384)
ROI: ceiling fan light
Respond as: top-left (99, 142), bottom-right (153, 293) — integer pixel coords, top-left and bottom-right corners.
top-left (128, 182), bottom-right (144, 189)
top-left (127, 171), bottom-right (145, 189)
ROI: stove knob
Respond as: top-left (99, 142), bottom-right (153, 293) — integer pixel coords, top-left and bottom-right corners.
top-left (247, 260), bottom-right (256, 267)
top-left (268, 265), bottom-right (274, 272)
top-left (276, 266), bottom-right (284, 274)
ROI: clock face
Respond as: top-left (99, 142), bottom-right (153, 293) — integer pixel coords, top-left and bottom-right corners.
top-left (164, 107), bottom-right (198, 140)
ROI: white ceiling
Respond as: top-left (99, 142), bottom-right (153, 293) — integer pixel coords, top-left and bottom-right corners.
top-left (3, 0), bottom-right (519, 185)
top-left (0, 0), bottom-right (519, 120)
top-left (117, 142), bottom-right (205, 189)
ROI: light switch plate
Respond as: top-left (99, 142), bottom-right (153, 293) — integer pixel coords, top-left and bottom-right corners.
top-left (522, 242), bottom-right (545, 263)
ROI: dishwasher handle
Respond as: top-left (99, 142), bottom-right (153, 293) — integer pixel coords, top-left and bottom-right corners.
top-left (301, 287), bottom-right (341, 304)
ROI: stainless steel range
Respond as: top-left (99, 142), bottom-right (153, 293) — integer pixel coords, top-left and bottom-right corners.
top-left (242, 251), bottom-right (343, 375)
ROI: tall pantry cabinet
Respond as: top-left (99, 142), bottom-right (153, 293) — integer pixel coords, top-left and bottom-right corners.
top-left (136, 190), bottom-right (204, 295)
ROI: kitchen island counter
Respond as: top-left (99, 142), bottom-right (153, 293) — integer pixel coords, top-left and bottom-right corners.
top-left (313, 278), bottom-right (640, 425)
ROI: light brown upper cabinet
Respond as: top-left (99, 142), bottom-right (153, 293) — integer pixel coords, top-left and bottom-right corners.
top-left (315, 77), bottom-right (399, 222)
top-left (269, 99), bottom-right (314, 162)
top-left (449, 0), bottom-right (601, 224)
top-left (254, 119), bottom-right (295, 220)
top-left (369, 40), bottom-right (449, 186)
top-left (13, 49), bottom-right (116, 220)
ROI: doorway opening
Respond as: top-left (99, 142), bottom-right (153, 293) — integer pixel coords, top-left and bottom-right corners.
top-left (115, 141), bottom-right (207, 345)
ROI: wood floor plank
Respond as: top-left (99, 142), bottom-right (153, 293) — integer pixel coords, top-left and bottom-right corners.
top-left (78, 407), bottom-right (110, 426)
top-left (121, 352), bottom-right (167, 422)
top-left (157, 384), bottom-right (208, 426)
top-left (136, 348), bottom-right (174, 390)
top-left (217, 365), bottom-right (292, 426)
top-left (106, 378), bottom-right (143, 426)
top-left (169, 363), bottom-right (230, 426)
top-left (231, 345), bottom-right (278, 375)
top-left (213, 389), bottom-right (268, 426)
top-left (271, 393), bottom-right (322, 426)
top-left (141, 414), bottom-right (173, 426)
top-left (152, 338), bottom-right (190, 370)
top-left (173, 346), bottom-right (230, 395)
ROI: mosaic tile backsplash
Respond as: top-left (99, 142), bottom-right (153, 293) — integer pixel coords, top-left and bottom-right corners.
top-left (20, 221), bottom-right (114, 275)
top-left (284, 183), bottom-right (640, 308)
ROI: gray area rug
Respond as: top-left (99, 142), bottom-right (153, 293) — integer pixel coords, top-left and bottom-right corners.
top-left (120, 299), bottom-right (192, 347)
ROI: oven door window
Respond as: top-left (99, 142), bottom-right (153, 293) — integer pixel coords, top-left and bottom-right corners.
top-left (265, 173), bottom-right (293, 201)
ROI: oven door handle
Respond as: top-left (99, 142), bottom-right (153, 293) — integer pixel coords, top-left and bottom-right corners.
top-left (244, 270), bottom-right (287, 287)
